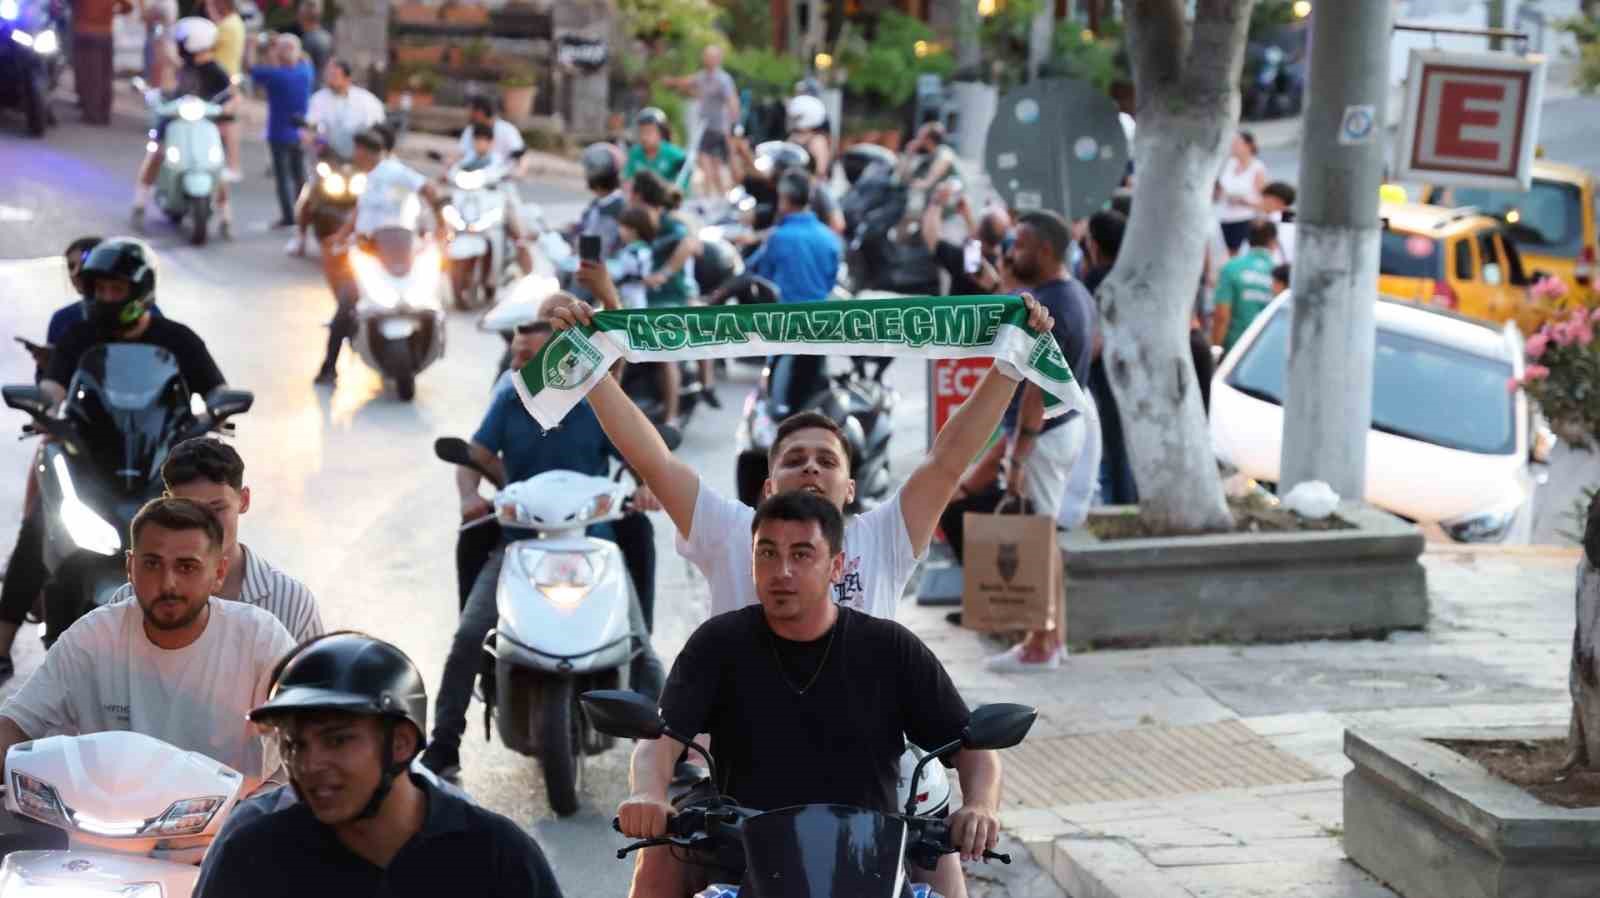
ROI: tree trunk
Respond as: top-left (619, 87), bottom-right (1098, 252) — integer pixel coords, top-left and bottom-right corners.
top-left (1566, 491), bottom-right (1600, 770)
top-left (1093, 0), bottom-right (1248, 534)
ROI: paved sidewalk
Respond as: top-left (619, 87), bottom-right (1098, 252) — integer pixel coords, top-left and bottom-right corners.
top-left (892, 544), bottom-right (1580, 897)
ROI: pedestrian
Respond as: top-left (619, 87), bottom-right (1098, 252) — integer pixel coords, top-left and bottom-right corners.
top-left (919, 182), bottom-right (1010, 296)
top-left (72, 0), bottom-right (121, 125)
top-left (205, 0), bottom-right (247, 183)
top-left (285, 0), bottom-right (332, 85)
top-left (1077, 210), bottom-right (1139, 508)
top-left (1215, 130), bottom-right (1267, 254)
top-left (1211, 219), bottom-right (1280, 355)
top-left (139, 0), bottom-right (179, 92)
top-left (664, 45), bottom-right (739, 197)
top-left (1262, 180), bottom-right (1296, 264)
top-left (251, 33), bottom-right (314, 228)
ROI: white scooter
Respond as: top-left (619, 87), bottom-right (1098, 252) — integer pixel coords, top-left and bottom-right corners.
top-left (435, 436), bottom-right (656, 818)
top-left (131, 76), bottom-right (231, 246)
top-left (0, 731), bottom-right (245, 896)
top-left (433, 149), bottom-right (543, 311)
top-left (346, 226), bottom-right (447, 401)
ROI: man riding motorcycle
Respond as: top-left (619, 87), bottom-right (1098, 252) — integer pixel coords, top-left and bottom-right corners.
top-left (623, 106), bottom-right (686, 185)
top-left (286, 57), bottom-right (386, 260)
top-left (617, 492), bottom-right (1002, 898)
top-left (571, 141), bottom-right (627, 261)
top-left (0, 497), bottom-right (296, 793)
top-left (454, 94), bottom-right (534, 276)
top-left (131, 16), bottom-right (238, 238)
top-left (544, 271), bottom-right (1053, 898)
top-left (418, 318), bottom-right (666, 782)
top-left (194, 633), bottom-right (565, 897)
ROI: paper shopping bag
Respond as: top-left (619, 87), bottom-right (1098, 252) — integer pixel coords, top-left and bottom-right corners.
top-left (960, 510), bottom-right (1062, 634)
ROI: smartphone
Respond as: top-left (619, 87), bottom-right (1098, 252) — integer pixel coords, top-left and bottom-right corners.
top-left (578, 234), bottom-right (602, 263)
top-left (963, 239), bottom-right (982, 275)
top-left (14, 337), bottom-right (44, 353)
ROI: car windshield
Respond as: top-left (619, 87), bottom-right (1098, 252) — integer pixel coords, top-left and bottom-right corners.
top-left (1380, 230), bottom-right (1442, 278)
top-left (1438, 180), bottom-right (1584, 255)
top-left (1226, 308), bottom-right (1516, 455)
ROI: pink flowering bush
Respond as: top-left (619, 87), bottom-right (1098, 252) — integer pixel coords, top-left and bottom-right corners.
top-left (1517, 277), bottom-right (1600, 448)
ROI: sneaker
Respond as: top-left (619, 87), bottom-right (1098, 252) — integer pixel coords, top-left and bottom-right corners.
top-left (702, 388), bottom-right (722, 410)
top-left (130, 203), bottom-right (145, 229)
top-left (419, 743), bottom-right (461, 783)
top-left (284, 235), bottom-right (306, 257)
top-left (984, 644), bottom-right (1065, 674)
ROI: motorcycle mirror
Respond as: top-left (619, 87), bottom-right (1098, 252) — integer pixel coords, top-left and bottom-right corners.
top-left (961, 703), bottom-right (1038, 751)
top-left (2, 385), bottom-right (51, 420)
top-left (206, 387), bottom-right (254, 421)
top-left (434, 436), bottom-right (504, 488)
top-left (579, 690), bottom-right (666, 740)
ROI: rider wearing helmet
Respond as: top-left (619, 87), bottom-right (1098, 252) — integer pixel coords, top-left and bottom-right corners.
top-left (40, 237), bottom-right (226, 407)
top-left (785, 93), bottom-right (832, 178)
top-left (194, 633), bottom-right (564, 898)
top-left (133, 17), bottom-right (239, 237)
top-left (573, 141), bottom-right (627, 260)
top-left (735, 140), bottom-right (845, 243)
top-left (623, 106), bottom-right (686, 184)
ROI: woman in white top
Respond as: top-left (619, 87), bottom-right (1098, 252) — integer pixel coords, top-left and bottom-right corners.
top-left (1215, 130), bottom-right (1267, 254)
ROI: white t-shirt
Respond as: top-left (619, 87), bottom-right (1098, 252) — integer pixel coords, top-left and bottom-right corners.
top-left (305, 86), bottom-right (387, 159)
top-left (458, 118), bottom-right (525, 164)
top-left (355, 157), bottom-right (428, 234)
top-left (0, 599), bottom-right (296, 784)
top-left (1271, 214), bottom-right (1296, 264)
top-left (1216, 156), bottom-right (1267, 224)
top-left (676, 481), bottom-right (922, 620)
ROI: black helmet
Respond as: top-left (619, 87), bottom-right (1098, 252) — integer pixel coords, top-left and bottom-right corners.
top-left (581, 141), bottom-right (623, 192)
top-left (80, 237), bottom-right (158, 306)
top-left (634, 106), bottom-right (668, 131)
top-left (250, 633), bottom-right (427, 740)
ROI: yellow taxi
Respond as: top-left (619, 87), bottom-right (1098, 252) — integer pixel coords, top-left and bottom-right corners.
top-left (1425, 159), bottom-right (1598, 292)
top-left (1378, 200), bottom-right (1536, 330)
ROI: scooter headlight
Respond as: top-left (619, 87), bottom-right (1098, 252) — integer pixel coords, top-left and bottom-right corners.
top-left (9, 772), bottom-right (68, 830)
top-left (453, 169), bottom-right (487, 191)
top-left (404, 247), bottom-right (443, 307)
top-left (0, 0), bottom-right (19, 20)
top-left (322, 171), bottom-right (347, 197)
top-left (176, 96), bottom-right (207, 122)
top-left (349, 172), bottom-right (367, 196)
top-left (144, 795), bottom-right (227, 837)
top-left (31, 30), bottom-right (56, 55)
top-left (316, 161), bottom-right (332, 178)
top-left (165, 146), bottom-right (181, 165)
top-left (51, 456), bottom-right (120, 556)
top-left (519, 547), bottom-right (607, 610)
top-left (349, 251), bottom-right (399, 309)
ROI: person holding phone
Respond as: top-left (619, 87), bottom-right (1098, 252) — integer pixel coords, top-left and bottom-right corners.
top-left (920, 184), bottom-right (1010, 296)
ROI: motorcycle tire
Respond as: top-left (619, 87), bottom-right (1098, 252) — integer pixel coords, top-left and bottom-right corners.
top-left (381, 340), bottom-right (417, 401)
top-left (450, 258), bottom-right (480, 311)
top-left (23, 75), bottom-right (47, 137)
top-left (536, 676), bottom-right (583, 817)
top-left (189, 196), bottom-right (210, 246)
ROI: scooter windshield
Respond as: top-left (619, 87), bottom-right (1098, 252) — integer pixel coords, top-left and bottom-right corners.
top-left (367, 227), bottom-right (417, 277)
top-left (742, 805), bottom-right (911, 898)
top-left (66, 345), bottom-right (190, 489)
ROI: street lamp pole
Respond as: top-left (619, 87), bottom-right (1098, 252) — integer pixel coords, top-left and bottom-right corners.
top-left (1277, 0), bottom-right (1394, 501)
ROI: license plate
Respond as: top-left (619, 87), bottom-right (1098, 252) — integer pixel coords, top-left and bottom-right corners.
top-left (448, 234), bottom-right (488, 260)
top-left (379, 318), bottom-right (417, 340)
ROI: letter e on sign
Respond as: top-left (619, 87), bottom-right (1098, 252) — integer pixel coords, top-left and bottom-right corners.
top-left (1395, 49), bottom-right (1546, 192)
top-left (928, 357), bottom-right (993, 446)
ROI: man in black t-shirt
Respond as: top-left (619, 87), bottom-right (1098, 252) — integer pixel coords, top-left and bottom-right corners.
top-left (921, 185), bottom-right (1011, 297)
top-left (41, 238), bottom-right (226, 407)
top-left (617, 492), bottom-right (1003, 898)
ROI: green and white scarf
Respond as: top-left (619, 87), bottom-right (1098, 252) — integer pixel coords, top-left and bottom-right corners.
top-left (513, 295), bottom-right (1084, 429)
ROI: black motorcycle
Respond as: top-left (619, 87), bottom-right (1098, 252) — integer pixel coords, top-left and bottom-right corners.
top-left (838, 144), bottom-right (941, 297)
top-left (3, 345), bottom-right (253, 644)
top-left (735, 352), bottom-right (895, 512)
top-left (0, 0), bottom-right (65, 136)
top-left (581, 690), bottom-right (1034, 898)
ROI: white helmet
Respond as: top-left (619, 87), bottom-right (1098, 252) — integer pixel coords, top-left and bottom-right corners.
top-left (173, 16), bottom-right (219, 55)
top-left (786, 94), bottom-right (827, 133)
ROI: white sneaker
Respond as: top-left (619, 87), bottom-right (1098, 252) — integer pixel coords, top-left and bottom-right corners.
top-left (984, 644), bottom-right (1065, 674)
top-left (284, 235), bottom-right (306, 257)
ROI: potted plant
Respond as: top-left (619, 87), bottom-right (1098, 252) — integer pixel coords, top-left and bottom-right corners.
top-left (461, 37), bottom-right (490, 68)
top-left (392, 1), bottom-right (436, 25)
top-left (389, 66), bottom-right (441, 107)
top-left (393, 41), bottom-right (444, 67)
top-left (438, 0), bottom-right (488, 26)
top-left (500, 65), bottom-right (538, 122)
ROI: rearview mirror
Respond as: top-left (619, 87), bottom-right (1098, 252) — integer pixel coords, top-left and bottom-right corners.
top-left (579, 690), bottom-right (665, 740)
top-left (961, 703), bottom-right (1038, 751)
top-left (435, 436), bottom-right (504, 488)
top-left (3, 385), bottom-right (51, 419)
top-left (206, 387), bottom-right (254, 420)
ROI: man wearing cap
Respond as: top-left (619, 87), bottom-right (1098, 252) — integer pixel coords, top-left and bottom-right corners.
top-left (194, 632), bottom-right (563, 897)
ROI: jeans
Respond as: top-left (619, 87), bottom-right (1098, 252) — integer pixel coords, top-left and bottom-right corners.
top-left (269, 141), bottom-right (305, 225)
top-left (432, 534), bottom-right (665, 752)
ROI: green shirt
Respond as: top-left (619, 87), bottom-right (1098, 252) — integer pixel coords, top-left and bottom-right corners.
top-left (647, 214), bottom-right (693, 307)
top-left (625, 142), bottom-right (687, 185)
top-left (1216, 248), bottom-right (1277, 352)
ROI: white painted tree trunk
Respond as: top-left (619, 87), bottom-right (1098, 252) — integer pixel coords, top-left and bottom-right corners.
top-left (1093, 0), bottom-right (1249, 534)
top-left (1566, 504), bottom-right (1600, 770)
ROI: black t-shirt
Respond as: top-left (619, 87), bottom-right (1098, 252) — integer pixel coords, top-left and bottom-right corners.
top-left (1004, 276), bottom-right (1096, 433)
top-left (193, 773), bottom-right (564, 898)
top-left (660, 606), bottom-right (971, 815)
top-left (934, 240), bottom-right (993, 297)
top-left (45, 316), bottom-right (226, 397)
top-left (174, 61), bottom-right (232, 101)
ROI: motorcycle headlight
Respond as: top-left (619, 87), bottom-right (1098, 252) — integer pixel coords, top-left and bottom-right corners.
top-left (9, 29), bottom-right (32, 48)
top-left (519, 546), bottom-right (607, 610)
top-left (316, 161), bottom-right (332, 178)
top-left (165, 146), bottom-right (180, 165)
top-left (322, 171), bottom-right (347, 197)
top-left (176, 96), bottom-right (206, 122)
top-left (0, 869), bottom-right (161, 897)
top-left (454, 169), bottom-right (487, 191)
top-left (1442, 505), bottom-right (1519, 543)
top-left (33, 29), bottom-right (56, 55)
top-left (0, 0), bottom-right (19, 20)
top-left (403, 248), bottom-right (442, 307)
top-left (51, 456), bottom-right (120, 556)
top-left (349, 172), bottom-right (367, 196)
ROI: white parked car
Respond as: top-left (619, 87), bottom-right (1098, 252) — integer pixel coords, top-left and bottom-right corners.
top-left (1210, 294), bottom-right (1551, 543)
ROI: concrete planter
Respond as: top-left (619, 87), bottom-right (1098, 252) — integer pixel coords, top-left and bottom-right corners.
top-left (1344, 729), bottom-right (1600, 898)
top-left (1059, 502), bottom-right (1426, 650)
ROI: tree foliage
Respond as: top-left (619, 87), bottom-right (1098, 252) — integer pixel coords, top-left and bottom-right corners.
top-left (834, 10), bottom-right (954, 107)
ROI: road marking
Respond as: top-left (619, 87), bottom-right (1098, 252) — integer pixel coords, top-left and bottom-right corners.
top-left (0, 205), bottom-right (36, 222)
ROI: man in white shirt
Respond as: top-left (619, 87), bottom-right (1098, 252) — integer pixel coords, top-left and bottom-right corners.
top-left (105, 438), bottom-right (323, 641)
top-left (0, 498), bottom-right (296, 792)
top-left (287, 58), bottom-right (387, 258)
top-left (316, 129), bottom-right (445, 384)
top-left (454, 96), bottom-right (534, 276)
top-left (1262, 181), bottom-right (1296, 265)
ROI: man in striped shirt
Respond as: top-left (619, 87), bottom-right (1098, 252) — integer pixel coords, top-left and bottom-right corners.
top-left (106, 438), bottom-right (323, 641)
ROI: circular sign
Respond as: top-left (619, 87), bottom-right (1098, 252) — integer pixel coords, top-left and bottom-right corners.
top-left (1014, 98), bottom-right (1040, 125)
top-left (1073, 136), bottom-right (1098, 162)
top-left (986, 78), bottom-right (1128, 221)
